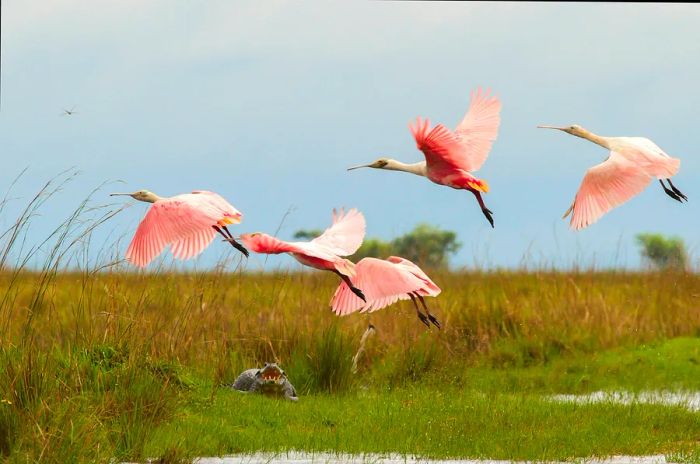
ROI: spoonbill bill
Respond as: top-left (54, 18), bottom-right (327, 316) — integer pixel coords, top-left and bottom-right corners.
top-left (348, 88), bottom-right (501, 227)
top-left (110, 189), bottom-right (249, 267)
top-left (331, 256), bottom-right (441, 328)
top-left (240, 208), bottom-right (367, 301)
top-left (538, 124), bottom-right (687, 230)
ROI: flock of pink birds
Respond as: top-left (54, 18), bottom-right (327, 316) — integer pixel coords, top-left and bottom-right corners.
top-left (111, 88), bottom-right (687, 327)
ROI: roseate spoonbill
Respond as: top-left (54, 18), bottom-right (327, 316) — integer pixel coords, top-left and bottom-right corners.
top-left (240, 208), bottom-right (367, 301)
top-left (348, 88), bottom-right (501, 228)
top-left (331, 256), bottom-right (441, 328)
top-left (62, 106), bottom-right (77, 116)
top-left (538, 124), bottom-right (687, 230)
top-left (110, 189), bottom-right (249, 267)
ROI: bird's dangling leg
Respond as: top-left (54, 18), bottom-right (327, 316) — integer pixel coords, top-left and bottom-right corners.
top-left (336, 272), bottom-right (366, 302)
top-left (409, 293), bottom-right (430, 328)
top-left (222, 225), bottom-right (251, 257)
top-left (213, 225), bottom-right (250, 257)
top-left (659, 180), bottom-right (684, 203)
top-left (471, 190), bottom-right (494, 228)
top-left (416, 294), bottom-right (440, 329)
top-left (667, 179), bottom-right (688, 202)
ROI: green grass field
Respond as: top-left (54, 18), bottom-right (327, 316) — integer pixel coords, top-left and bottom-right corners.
top-left (2, 269), bottom-right (700, 463)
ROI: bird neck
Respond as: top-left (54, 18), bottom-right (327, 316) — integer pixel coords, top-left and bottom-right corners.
top-left (140, 192), bottom-right (162, 203)
top-left (576, 129), bottom-right (611, 150)
top-left (384, 160), bottom-right (427, 177)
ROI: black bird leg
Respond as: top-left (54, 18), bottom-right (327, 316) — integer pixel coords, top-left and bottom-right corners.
top-left (213, 225), bottom-right (250, 257)
top-left (416, 294), bottom-right (441, 329)
top-left (336, 271), bottom-right (366, 302)
top-left (667, 179), bottom-right (688, 202)
top-left (659, 180), bottom-right (684, 203)
top-left (409, 293), bottom-right (430, 328)
top-left (472, 190), bottom-right (494, 228)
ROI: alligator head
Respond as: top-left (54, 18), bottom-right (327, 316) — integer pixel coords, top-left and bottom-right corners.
top-left (254, 363), bottom-right (288, 396)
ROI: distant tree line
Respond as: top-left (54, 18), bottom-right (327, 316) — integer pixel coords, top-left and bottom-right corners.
top-left (635, 233), bottom-right (688, 271)
top-left (294, 223), bottom-right (462, 269)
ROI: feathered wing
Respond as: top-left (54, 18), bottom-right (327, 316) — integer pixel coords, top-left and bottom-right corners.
top-left (311, 208), bottom-right (366, 256)
top-left (125, 197), bottom-right (222, 267)
top-left (170, 229), bottom-right (217, 261)
top-left (409, 88), bottom-right (501, 174)
top-left (568, 151), bottom-right (653, 230)
top-left (454, 88), bottom-right (501, 172)
top-left (191, 190), bottom-right (242, 217)
top-left (409, 117), bottom-right (464, 172)
top-left (385, 256), bottom-right (441, 297)
top-left (331, 258), bottom-right (426, 316)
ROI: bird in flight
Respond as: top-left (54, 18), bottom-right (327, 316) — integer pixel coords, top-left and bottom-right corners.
top-left (240, 208), bottom-right (367, 301)
top-left (110, 189), bottom-right (248, 267)
top-left (538, 124), bottom-right (686, 230)
top-left (348, 88), bottom-right (501, 228)
top-left (331, 256), bottom-right (441, 328)
top-left (61, 106), bottom-right (77, 116)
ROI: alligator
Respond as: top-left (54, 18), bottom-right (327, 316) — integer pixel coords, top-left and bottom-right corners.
top-left (230, 362), bottom-right (298, 401)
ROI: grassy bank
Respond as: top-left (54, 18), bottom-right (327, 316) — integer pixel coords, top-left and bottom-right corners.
top-left (1, 269), bottom-right (700, 462)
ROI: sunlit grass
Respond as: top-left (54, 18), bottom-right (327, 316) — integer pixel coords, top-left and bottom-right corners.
top-left (1, 176), bottom-right (700, 462)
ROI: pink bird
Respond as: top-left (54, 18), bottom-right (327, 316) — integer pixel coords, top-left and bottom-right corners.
top-left (348, 88), bottom-right (501, 227)
top-left (110, 189), bottom-right (249, 267)
top-left (538, 125), bottom-right (687, 230)
top-left (331, 256), bottom-right (441, 328)
top-left (240, 208), bottom-right (367, 301)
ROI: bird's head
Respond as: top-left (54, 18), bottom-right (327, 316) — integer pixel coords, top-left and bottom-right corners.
top-left (110, 190), bottom-right (160, 203)
top-left (347, 158), bottom-right (391, 171)
top-left (538, 124), bottom-right (589, 138)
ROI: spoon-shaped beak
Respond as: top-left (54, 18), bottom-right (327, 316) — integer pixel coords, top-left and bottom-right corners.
top-left (537, 125), bottom-right (566, 130)
top-left (110, 192), bottom-right (132, 196)
top-left (347, 163), bottom-right (372, 171)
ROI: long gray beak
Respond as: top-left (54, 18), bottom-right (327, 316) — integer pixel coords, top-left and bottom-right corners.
top-left (110, 192), bottom-right (132, 196)
top-left (537, 125), bottom-right (566, 130)
top-left (347, 163), bottom-right (373, 171)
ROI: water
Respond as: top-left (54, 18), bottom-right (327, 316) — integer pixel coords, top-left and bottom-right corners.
top-left (548, 390), bottom-right (700, 412)
top-left (191, 452), bottom-right (669, 464)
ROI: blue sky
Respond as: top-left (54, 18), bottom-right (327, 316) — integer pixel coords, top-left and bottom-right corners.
top-left (1, 2), bottom-right (699, 270)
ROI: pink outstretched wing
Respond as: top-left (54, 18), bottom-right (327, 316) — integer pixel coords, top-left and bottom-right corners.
top-left (569, 151), bottom-right (652, 230)
top-left (409, 117), bottom-right (463, 172)
top-left (454, 88), bottom-right (501, 172)
top-left (191, 190), bottom-right (242, 217)
top-left (386, 256), bottom-right (441, 297)
top-left (331, 258), bottom-right (427, 316)
top-left (409, 88), bottom-right (501, 174)
top-left (170, 229), bottom-right (217, 261)
top-left (125, 195), bottom-right (223, 267)
top-left (311, 208), bottom-right (366, 256)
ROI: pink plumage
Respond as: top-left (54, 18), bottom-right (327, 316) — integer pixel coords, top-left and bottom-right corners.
top-left (123, 190), bottom-right (243, 267)
top-left (539, 125), bottom-right (686, 230)
top-left (331, 257), bottom-right (441, 325)
top-left (240, 208), bottom-right (365, 279)
top-left (409, 88), bottom-right (501, 190)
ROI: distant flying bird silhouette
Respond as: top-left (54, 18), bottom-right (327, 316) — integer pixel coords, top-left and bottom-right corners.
top-left (538, 124), bottom-right (687, 230)
top-left (348, 88), bottom-right (501, 228)
top-left (331, 256), bottom-right (441, 328)
top-left (240, 208), bottom-right (367, 301)
top-left (62, 106), bottom-right (77, 116)
top-left (110, 190), bottom-right (248, 267)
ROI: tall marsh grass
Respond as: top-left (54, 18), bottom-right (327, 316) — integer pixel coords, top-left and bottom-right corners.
top-left (1, 174), bottom-right (699, 461)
